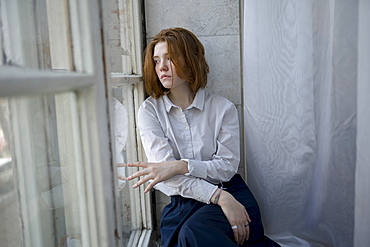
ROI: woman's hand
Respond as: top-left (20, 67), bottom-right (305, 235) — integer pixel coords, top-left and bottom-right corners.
top-left (212, 189), bottom-right (251, 245)
top-left (124, 160), bottom-right (189, 193)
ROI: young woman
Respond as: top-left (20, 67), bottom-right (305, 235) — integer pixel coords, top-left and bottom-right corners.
top-left (125, 27), bottom-right (279, 247)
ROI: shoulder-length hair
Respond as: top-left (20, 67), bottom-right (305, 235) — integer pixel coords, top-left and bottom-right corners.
top-left (143, 27), bottom-right (209, 98)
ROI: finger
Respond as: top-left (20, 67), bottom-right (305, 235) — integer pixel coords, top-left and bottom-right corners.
top-left (232, 228), bottom-right (239, 244)
top-left (247, 215), bottom-right (251, 223)
top-left (238, 225), bottom-right (245, 245)
top-left (244, 210), bottom-right (251, 223)
top-left (143, 179), bottom-right (158, 193)
top-left (116, 163), bottom-right (126, 167)
top-left (247, 211), bottom-right (251, 222)
top-left (132, 175), bottom-right (152, 189)
top-left (127, 162), bottom-right (148, 168)
top-left (118, 175), bottom-right (127, 180)
top-left (127, 169), bottom-right (149, 180)
top-left (245, 225), bottom-right (250, 241)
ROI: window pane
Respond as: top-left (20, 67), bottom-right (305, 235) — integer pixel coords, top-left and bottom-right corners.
top-left (107, 0), bottom-right (143, 74)
top-left (46, 0), bottom-right (73, 71)
top-left (0, 1), bottom-right (38, 68)
top-left (112, 81), bottom-right (151, 245)
top-left (0, 99), bottom-right (21, 247)
top-left (0, 92), bottom-right (89, 246)
top-left (112, 94), bottom-right (128, 190)
top-left (0, 0), bottom-right (72, 71)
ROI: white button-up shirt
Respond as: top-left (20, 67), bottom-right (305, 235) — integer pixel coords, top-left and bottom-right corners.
top-left (138, 89), bottom-right (240, 203)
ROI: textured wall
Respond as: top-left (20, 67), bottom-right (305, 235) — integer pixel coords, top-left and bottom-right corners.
top-left (144, 0), bottom-right (242, 241)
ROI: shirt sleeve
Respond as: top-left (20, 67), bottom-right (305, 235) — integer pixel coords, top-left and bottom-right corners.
top-left (155, 176), bottom-right (218, 204)
top-left (138, 100), bottom-right (218, 203)
top-left (187, 102), bottom-right (240, 183)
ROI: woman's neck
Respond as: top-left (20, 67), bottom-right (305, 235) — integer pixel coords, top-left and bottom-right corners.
top-left (168, 85), bottom-right (195, 110)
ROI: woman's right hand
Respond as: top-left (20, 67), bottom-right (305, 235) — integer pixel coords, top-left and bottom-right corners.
top-left (125, 160), bottom-right (189, 193)
top-left (213, 190), bottom-right (251, 245)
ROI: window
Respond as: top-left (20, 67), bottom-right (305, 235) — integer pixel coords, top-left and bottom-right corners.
top-left (107, 0), bottom-right (153, 245)
top-left (0, 0), bottom-right (144, 246)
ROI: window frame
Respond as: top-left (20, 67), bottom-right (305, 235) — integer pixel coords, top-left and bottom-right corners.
top-left (0, 0), bottom-right (119, 246)
top-left (1, 0), bottom-right (155, 246)
top-left (105, 0), bottom-right (154, 245)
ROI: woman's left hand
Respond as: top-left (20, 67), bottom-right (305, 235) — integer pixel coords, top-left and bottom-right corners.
top-left (124, 160), bottom-right (188, 193)
top-left (216, 190), bottom-right (251, 245)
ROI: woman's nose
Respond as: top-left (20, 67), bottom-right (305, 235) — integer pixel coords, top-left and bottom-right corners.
top-left (159, 60), bottom-right (169, 71)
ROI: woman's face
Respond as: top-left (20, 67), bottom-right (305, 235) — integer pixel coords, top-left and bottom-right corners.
top-left (153, 41), bottom-right (187, 90)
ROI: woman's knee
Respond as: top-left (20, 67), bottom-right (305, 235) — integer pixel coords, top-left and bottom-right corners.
top-left (177, 223), bottom-right (198, 246)
top-left (178, 221), bottom-right (235, 246)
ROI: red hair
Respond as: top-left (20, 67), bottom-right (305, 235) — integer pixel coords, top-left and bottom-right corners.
top-left (143, 27), bottom-right (209, 98)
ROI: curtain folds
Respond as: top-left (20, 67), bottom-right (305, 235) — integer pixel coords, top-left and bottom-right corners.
top-left (242, 1), bottom-right (368, 246)
top-left (354, 0), bottom-right (370, 246)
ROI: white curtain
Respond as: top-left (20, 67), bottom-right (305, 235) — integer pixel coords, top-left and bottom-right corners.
top-left (354, 0), bottom-right (370, 246)
top-left (243, 1), bottom-right (369, 246)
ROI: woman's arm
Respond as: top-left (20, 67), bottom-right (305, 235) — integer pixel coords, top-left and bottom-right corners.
top-left (125, 160), bottom-right (218, 203)
top-left (126, 160), bottom-right (188, 193)
top-left (131, 98), bottom-right (240, 203)
top-left (126, 100), bottom-right (217, 203)
top-left (210, 188), bottom-right (251, 245)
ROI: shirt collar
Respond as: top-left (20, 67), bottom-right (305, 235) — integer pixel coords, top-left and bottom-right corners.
top-left (163, 88), bottom-right (205, 113)
top-left (191, 88), bottom-right (205, 111)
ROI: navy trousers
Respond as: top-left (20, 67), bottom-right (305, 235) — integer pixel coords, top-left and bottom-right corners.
top-left (160, 174), bottom-right (280, 247)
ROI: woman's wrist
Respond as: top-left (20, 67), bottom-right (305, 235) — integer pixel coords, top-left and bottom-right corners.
top-left (216, 190), bottom-right (233, 207)
top-left (177, 160), bottom-right (189, 174)
top-left (211, 188), bottom-right (223, 204)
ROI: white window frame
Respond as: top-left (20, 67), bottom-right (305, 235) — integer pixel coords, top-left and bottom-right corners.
top-left (106, 0), bottom-right (153, 246)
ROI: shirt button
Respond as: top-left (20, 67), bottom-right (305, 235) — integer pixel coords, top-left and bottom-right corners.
top-left (188, 144), bottom-right (191, 147)
top-left (185, 126), bottom-right (189, 130)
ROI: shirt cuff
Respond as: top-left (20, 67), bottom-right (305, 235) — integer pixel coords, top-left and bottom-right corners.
top-left (185, 159), bottom-right (208, 180)
top-left (180, 159), bottom-right (191, 176)
top-left (189, 181), bottom-right (218, 204)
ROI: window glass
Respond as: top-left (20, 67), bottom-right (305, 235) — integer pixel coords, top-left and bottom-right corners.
top-left (107, 1), bottom-right (150, 244)
top-left (0, 0), bottom-right (72, 71)
top-left (107, 0), bottom-right (143, 75)
top-left (0, 92), bottom-right (89, 246)
top-left (0, 98), bottom-right (21, 247)
top-left (46, 0), bottom-right (73, 71)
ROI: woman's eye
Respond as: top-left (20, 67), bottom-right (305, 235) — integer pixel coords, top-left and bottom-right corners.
top-left (154, 57), bottom-right (170, 64)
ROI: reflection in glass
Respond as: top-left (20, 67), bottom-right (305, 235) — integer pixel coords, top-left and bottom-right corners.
top-left (0, 92), bottom-right (86, 246)
top-left (112, 83), bottom-right (145, 245)
top-left (113, 97), bottom-right (128, 190)
top-left (0, 98), bottom-right (21, 247)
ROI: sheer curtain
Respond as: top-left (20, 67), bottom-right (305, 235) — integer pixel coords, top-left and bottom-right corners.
top-left (354, 0), bottom-right (370, 246)
top-left (242, 1), bottom-right (369, 246)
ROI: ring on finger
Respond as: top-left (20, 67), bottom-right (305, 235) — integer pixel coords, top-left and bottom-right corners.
top-left (231, 225), bottom-right (238, 229)
top-left (245, 223), bottom-right (249, 227)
